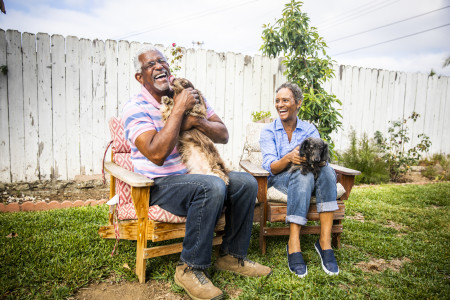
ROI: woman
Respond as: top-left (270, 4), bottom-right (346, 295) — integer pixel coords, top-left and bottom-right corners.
top-left (259, 82), bottom-right (339, 277)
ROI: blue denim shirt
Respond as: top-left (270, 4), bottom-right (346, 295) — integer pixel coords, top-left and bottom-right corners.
top-left (259, 117), bottom-right (320, 176)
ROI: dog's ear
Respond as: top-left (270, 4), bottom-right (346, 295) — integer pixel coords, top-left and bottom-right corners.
top-left (321, 140), bottom-right (330, 162)
top-left (299, 138), bottom-right (309, 157)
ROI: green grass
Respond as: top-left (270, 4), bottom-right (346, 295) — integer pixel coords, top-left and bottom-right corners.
top-left (1, 183), bottom-right (449, 299)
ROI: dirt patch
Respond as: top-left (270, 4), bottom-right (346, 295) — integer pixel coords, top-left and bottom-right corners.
top-left (0, 175), bottom-right (109, 204)
top-left (383, 220), bottom-right (408, 231)
top-left (70, 280), bottom-right (188, 300)
top-left (355, 257), bottom-right (412, 273)
top-left (400, 169), bottom-right (432, 183)
top-left (346, 212), bottom-right (365, 222)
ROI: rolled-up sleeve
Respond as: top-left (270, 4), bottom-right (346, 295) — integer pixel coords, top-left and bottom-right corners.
top-left (259, 126), bottom-right (278, 175)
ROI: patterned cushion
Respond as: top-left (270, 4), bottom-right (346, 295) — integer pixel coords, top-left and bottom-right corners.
top-left (109, 117), bottom-right (131, 153)
top-left (109, 117), bottom-right (186, 223)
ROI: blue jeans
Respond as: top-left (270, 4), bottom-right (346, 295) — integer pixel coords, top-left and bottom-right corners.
top-left (150, 171), bottom-right (257, 269)
top-left (268, 165), bottom-right (338, 225)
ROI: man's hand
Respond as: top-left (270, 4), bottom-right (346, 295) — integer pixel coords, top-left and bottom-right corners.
top-left (173, 88), bottom-right (199, 114)
top-left (180, 115), bottom-right (200, 132)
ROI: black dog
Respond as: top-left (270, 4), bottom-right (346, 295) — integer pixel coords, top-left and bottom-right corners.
top-left (289, 137), bottom-right (330, 179)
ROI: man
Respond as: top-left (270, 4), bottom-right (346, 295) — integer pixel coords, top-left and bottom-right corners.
top-left (122, 45), bottom-right (271, 300)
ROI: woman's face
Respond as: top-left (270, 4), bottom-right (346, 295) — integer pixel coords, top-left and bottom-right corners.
top-left (275, 88), bottom-right (301, 122)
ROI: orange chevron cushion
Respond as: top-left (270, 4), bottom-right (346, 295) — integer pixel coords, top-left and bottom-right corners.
top-left (109, 117), bottom-right (186, 223)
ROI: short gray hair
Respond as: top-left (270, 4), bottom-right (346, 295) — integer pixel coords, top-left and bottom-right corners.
top-left (133, 45), bottom-right (166, 73)
top-left (276, 82), bottom-right (303, 104)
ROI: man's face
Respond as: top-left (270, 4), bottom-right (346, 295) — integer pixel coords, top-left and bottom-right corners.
top-left (135, 50), bottom-right (171, 97)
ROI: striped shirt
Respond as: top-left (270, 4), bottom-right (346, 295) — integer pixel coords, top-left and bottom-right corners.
top-left (122, 86), bottom-right (215, 179)
top-left (259, 117), bottom-right (320, 176)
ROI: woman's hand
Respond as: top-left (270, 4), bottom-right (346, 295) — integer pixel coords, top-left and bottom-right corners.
top-left (270, 146), bottom-right (306, 175)
top-left (286, 146), bottom-right (306, 165)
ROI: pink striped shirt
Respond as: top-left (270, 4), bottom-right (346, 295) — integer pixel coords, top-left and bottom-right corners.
top-left (122, 86), bottom-right (215, 179)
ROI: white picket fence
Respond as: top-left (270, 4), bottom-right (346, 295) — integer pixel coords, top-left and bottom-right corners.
top-left (0, 29), bottom-right (449, 183)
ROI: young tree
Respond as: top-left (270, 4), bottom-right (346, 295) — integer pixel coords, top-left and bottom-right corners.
top-left (261, 0), bottom-right (342, 150)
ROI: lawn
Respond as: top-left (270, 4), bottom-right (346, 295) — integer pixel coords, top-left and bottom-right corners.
top-left (1, 183), bottom-right (449, 299)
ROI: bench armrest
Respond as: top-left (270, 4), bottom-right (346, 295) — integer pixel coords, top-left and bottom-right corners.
top-left (239, 160), bottom-right (270, 177)
top-left (329, 163), bottom-right (361, 176)
top-left (104, 161), bottom-right (154, 187)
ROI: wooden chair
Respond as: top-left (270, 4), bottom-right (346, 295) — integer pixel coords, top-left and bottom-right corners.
top-left (98, 117), bottom-right (225, 283)
top-left (239, 123), bottom-right (360, 255)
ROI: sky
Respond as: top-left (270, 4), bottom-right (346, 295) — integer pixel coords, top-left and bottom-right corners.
top-left (1, 0), bottom-right (449, 76)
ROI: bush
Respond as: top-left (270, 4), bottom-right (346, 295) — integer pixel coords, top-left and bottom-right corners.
top-left (336, 130), bottom-right (390, 184)
top-left (374, 112), bottom-right (431, 182)
top-left (420, 153), bottom-right (450, 181)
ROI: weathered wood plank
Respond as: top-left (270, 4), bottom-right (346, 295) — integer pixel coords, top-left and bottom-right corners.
top-left (424, 75), bottom-right (438, 151)
top-left (36, 33), bottom-right (53, 180)
top-left (129, 41), bottom-right (142, 96)
top-left (242, 55), bottom-right (254, 125)
top-left (440, 78), bottom-right (450, 153)
top-left (117, 40), bottom-right (130, 112)
top-left (6, 30), bottom-right (25, 181)
top-left (92, 39), bottom-right (106, 174)
top-left (105, 40), bottom-right (118, 119)
top-left (205, 50), bottom-right (217, 110)
top-left (184, 48), bottom-right (197, 85)
top-left (195, 48), bottom-right (207, 92)
top-left (79, 38), bottom-right (93, 175)
top-left (403, 72), bottom-right (418, 150)
top-left (0, 30), bottom-right (10, 182)
top-left (260, 56), bottom-right (271, 113)
top-left (51, 34), bottom-right (67, 179)
top-left (22, 33), bottom-right (39, 181)
top-left (432, 77), bottom-right (446, 153)
top-left (251, 55), bottom-right (262, 117)
top-left (269, 57), bottom-right (281, 117)
top-left (223, 52), bottom-right (236, 168)
top-left (231, 53), bottom-right (244, 168)
top-left (214, 52), bottom-right (226, 157)
top-left (66, 36), bottom-right (81, 179)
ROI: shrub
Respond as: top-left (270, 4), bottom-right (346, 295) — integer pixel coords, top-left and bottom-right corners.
top-left (336, 130), bottom-right (390, 185)
top-left (251, 111), bottom-right (272, 122)
top-left (420, 153), bottom-right (450, 181)
top-left (374, 112), bottom-right (431, 182)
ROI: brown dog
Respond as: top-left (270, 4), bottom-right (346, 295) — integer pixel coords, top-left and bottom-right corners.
top-left (161, 77), bottom-right (230, 184)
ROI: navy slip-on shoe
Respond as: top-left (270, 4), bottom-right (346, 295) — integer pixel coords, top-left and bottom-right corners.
top-left (314, 240), bottom-right (339, 275)
top-left (286, 245), bottom-right (308, 278)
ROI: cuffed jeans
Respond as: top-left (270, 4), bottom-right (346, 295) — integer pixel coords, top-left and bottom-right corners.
top-left (268, 165), bottom-right (338, 226)
top-left (149, 171), bottom-right (257, 269)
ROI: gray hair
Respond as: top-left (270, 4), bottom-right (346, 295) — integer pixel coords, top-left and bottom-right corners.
top-left (276, 82), bottom-right (303, 105)
top-left (133, 45), bottom-right (166, 73)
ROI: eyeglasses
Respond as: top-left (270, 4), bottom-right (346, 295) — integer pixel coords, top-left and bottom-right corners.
top-left (141, 58), bottom-right (168, 70)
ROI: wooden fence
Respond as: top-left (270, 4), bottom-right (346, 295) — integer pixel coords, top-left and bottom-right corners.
top-left (0, 29), bottom-right (449, 182)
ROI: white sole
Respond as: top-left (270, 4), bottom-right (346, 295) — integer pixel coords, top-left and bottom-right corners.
top-left (315, 243), bottom-right (339, 276)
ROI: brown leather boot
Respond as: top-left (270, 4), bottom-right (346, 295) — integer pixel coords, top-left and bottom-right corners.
top-left (174, 262), bottom-right (224, 300)
top-left (214, 254), bottom-right (272, 277)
